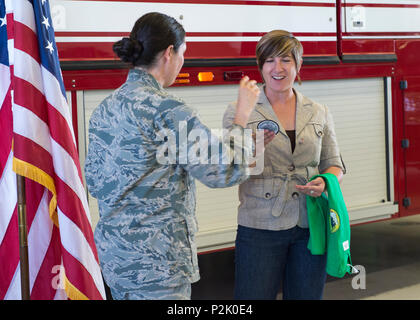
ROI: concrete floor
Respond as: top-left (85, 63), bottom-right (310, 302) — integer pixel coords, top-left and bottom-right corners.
top-left (323, 214), bottom-right (420, 300)
top-left (192, 214), bottom-right (420, 300)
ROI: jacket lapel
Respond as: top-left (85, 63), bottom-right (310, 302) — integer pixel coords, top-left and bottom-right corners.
top-left (253, 87), bottom-right (314, 138)
top-left (254, 87), bottom-right (287, 137)
top-left (295, 89), bottom-right (314, 137)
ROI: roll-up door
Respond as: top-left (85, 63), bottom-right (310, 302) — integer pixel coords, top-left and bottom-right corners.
top-left (80, 77), bottom-right (397, 251)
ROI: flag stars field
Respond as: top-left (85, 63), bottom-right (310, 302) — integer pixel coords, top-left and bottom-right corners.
top-left (45, 40), bottom-right (53, 54)
top-left (41, 15), bottom-right (49, 29)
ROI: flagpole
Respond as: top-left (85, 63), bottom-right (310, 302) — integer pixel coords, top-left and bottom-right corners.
top-left (16, 174), bottom-right (30, 300)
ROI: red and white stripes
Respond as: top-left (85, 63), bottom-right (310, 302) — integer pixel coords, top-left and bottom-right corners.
top-left (0, 0), bottom-right (105, 300)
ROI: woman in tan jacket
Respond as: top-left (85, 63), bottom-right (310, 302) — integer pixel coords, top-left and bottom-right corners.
top-left (223, 30), bottom-right (345, 300)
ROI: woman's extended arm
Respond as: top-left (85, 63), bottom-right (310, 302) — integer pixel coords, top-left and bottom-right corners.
top-left (322, 166), bottom-right (343, 184)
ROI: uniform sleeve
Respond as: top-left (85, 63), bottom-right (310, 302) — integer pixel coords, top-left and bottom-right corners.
top-left (222, 102), bottom-right (237, 130)
top-left (157, 100), bottom-right (250, 188)
top-left (84, 99), bottom-right (117, 200)
top-left (318, 105), bottom-right (346, 174)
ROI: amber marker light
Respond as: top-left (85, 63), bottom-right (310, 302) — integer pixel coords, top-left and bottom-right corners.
top-left (198, 72), bottom-right (214, 82)
top-left (174, 79), bottom-right (190, 84)
top-left (174, 73), bottom-right (190, 84)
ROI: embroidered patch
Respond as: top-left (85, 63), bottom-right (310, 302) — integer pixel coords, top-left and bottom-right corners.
top-left (330, 208), bottom-right (340, 233)
top-left (257, 120), bottom-right (279, 134)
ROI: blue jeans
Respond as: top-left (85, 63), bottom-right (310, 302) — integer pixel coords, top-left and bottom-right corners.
top-left (234, 225), bottom-right (327, 300)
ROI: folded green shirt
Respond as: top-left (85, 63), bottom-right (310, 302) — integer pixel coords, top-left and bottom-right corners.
top-left (306, 173), bottom-right (354, 278)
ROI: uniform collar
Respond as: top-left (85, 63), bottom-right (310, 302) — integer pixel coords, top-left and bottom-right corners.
top-left (127, 68), bottom-right (163, 91)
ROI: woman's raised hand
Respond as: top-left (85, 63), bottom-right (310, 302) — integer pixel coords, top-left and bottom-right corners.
top-left (234, 76), bottom-right (261, 128)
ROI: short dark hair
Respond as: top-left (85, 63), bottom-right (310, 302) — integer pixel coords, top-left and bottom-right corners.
top-left (113, 12), bottom-right (185, 67)
top-left (256, 30), bottom-right (303, 71)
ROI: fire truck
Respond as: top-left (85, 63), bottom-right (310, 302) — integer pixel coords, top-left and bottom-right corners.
top-left (51, 0), bottom-right (420, 256)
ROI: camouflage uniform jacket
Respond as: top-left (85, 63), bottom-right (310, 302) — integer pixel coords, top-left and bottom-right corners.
top-left (84, 68), bottom-right (250, 293)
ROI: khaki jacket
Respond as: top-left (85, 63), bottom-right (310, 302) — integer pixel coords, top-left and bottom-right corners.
top-left (223, 87), bottom-right (345, 230)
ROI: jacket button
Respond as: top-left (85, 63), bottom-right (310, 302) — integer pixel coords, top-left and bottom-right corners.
top-left (265, 193), bottom-right (271, 198)
top-left (292, 192), bottom-right (299, 199)
top-left (288, 164), bottom-right (295, 171)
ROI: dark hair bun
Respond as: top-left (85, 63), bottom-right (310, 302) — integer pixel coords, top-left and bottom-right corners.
top-left (113, 13), bottom-right (185, 67)
top-left (113, 37), bottom-right (143, 65)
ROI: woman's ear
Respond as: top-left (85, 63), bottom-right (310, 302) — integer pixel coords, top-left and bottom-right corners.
top-left (162, 45), bottom-right (174, 62)
top-left (297, 58), bottom-right (303, 73)
top-left (296, 59), bottom-right (303, 85)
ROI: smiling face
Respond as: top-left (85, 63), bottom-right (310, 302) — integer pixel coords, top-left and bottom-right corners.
top-left (256, 30), bottom-right (303, 94)
top-left (261, 54), bottom-right (300, 95)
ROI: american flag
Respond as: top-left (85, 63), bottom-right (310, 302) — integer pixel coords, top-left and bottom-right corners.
top-left (0, 0), bottom-right (105, 300)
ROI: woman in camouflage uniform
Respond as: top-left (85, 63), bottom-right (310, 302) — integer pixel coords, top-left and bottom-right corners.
top-left (84, 12), bottom-right (271, 300)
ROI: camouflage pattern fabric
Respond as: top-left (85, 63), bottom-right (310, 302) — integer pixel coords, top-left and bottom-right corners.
top-left (110, 282), bottom-right (191, 300)
top-left (84, 68), bottom-right (250, 299)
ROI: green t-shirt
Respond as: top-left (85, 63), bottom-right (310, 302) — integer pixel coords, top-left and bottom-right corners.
top-left (306, 173), bottom-right (353, 278)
